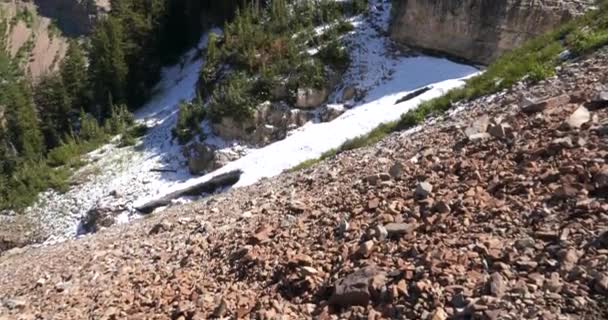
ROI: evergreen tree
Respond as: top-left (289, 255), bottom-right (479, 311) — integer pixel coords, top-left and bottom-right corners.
top-left (61, 40), bottom-right (90, 113)
top-left (89, 16), bottom-right (129, 116)
top-left (34, 74), bottom-right (72, 149)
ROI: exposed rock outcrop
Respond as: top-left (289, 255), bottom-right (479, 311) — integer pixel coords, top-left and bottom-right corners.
top-left (213, 101), bottom-right (312, 147)
top-left (389, 0), bottom-right (591, 64)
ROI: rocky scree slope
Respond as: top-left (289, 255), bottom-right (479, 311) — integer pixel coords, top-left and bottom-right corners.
top-left (389, 0), bottom-right (593, 64)
top-left (1, 45), bottom-right (608, 319)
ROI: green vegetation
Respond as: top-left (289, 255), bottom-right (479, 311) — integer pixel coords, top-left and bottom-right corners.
top-left (172, 98), bottom-right (206, 145)
top-left (201, 0), bottom-right (365, 127)
top-left (0, 1), bottom-right (245, 210)
top-left (290, 1), bottom-right (608, 172)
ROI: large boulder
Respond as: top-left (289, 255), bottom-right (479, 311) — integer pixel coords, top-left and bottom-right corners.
top-left (213, 101), bottom-right (312, 147)
top-left (184, 143), bottom-right (216, 175)
top-left (320, 104), bottom-right (346, 122)
top-left (296, 87), bottom-right (329, 109)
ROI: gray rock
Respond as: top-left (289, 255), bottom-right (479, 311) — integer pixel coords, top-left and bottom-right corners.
top-left (415, 181), bottom-right (433, 198)
top-left (550, 137), bottom-right (574, 150)
top-left (374, 225), bottom-right (388, 241)
top-left (296, 87), bottom-right (329, 109)
top-left (320, 104), bottom-right (346, 122)
top-left (465, 115), bottom-right (490, 138)
top-left (488, 123), bottom-right (515, 139)
top-left (388, 162), bottom-right (404, 179)
top-left (521, 94), bottom-right (570, 114)
top-left (384, 223), bottom-right (416, 237)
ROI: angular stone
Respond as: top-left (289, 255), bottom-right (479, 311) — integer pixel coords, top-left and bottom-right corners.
top-left (433, 200), bottom-right (451, 214)
top-left (358, 240), bottom-right (375, 258)
top-left (368, 198), bottom-right (380, 210)
top-left (489, 272), bottom-right (506, 298)
top-left (415, 181), bottom-right (433, 199)
top-left (544, 272), bottom-right (562, 293)
top-left (384, 223), bottom-right (416, 237)
top-left (388, 162), bottom-right (404, 179)
top-left (330, 266), bottom-right (384, 307)
top-left (373, 225), bottom-right (388, 241)
top-left (467, 132), bottom-right (492, 142)
top-left (521, 94), bottom-right (569, 114)
top-left (465, 115), bottom-right (490, 138)
top-left (565, 106), bottom-right (591, 129)
top-left (550, 137), bottom-right (574, 150)
top-left (488, 123), bottom-right (515, 139)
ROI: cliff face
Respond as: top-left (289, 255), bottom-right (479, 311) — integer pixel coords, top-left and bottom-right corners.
top-left (0, 0), bottom-right (107, 80)
top-left (389, 0), bottom-right (591, 64)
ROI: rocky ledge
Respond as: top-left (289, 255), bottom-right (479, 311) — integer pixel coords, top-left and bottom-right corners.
top-left (1, 48), bottom-right (608, 319)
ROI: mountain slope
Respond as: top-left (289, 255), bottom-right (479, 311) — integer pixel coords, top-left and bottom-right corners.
top-left (1, 43), bottom-right (607, 319)
top-left (11, 0), bottom-right (477, 244)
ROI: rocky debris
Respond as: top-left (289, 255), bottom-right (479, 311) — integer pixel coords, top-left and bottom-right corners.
top-left (1, 44), bottom-right (608, 320)
top-left (79, 198), bottom-right (128, 233)
top-left (296, 87), bottom-right (329, 109)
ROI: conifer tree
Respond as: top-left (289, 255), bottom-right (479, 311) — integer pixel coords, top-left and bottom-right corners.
top-left (89, 16), bottom-right (129, 116)
top-left (34, 74), bottom-right (72, 149)
top-left (61, 40), bottom-right (90, 113)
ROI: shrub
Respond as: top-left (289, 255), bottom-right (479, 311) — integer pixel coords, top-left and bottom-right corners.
top-left (172, 100), bottom-right (207, 144)
top-left (208, 72), bottom-right (256, 123)
top-left (318, 40), bottom-right (350, 71)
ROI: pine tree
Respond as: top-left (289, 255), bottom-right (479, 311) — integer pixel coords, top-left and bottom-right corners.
top-left (89, 16), bottom-right (129, 116)
top-left (61, 40), bottom-right (90, 113)
top-left (5, 81), bottom-right (45, 160)
top-left (34, 74), bottom-right (72, 149)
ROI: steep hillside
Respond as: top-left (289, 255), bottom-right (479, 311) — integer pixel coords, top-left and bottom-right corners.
top-left (0, 0), bottom-right (476, 246)
top-left (389, 0), bottom-right (592, 64)
top-left (0, 0), bottom-right (69, 80)
top-left (1, 43), bottom-right (607, 319)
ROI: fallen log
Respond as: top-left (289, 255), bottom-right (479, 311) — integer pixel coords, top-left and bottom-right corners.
top-left (394, 86), bottom-right (432, 105)
top-left (135, 170), bottom-right (243, 214)
top-left (150, 168), bottom-right (178, 173)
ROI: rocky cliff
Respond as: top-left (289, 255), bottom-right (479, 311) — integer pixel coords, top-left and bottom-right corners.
top-left (389, 0), bottom-right (591, 64)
